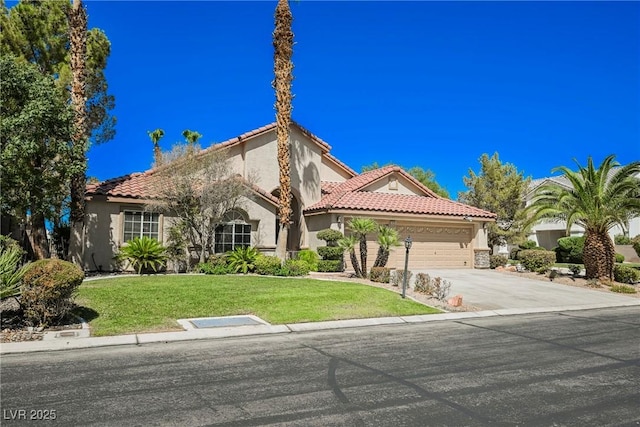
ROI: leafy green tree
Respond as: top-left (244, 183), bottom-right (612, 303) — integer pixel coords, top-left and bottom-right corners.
top-left (1, 0), bottom-right (115, 144)
top-left (1, 56), bottom-right (74, 259)
top-left (361, 163), bottom-right (449, 198)
top-left (525, 156), bottom-right (640, 280)
top-left (2, 0), bottom-right (115, 260)
top-left (459, 153), bottom-right (531, 250)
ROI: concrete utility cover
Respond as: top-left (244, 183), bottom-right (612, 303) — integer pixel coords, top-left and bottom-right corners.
top-left (178, 315), bottom-right (270, 330)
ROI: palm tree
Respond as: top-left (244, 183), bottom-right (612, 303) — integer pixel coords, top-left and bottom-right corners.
top-left (182, 129), bottom-right (202, 145)
top-left (373, 225), bottom-right (401, 268)
top-left (348, 217), bottom-right (377, 277)
top-left (68, 0), bottom-right (87, 262)
top-left (338, 235), bottom-right (363, 278)
top-left (148, 128), bottom-right (165, 166)
top-left (273, 0), bottom-right (294, 261)
top-left (526, 155), bottom-right (640, 280)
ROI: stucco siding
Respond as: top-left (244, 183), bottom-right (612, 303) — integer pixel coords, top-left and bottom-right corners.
top-left (361, 175), bottom-right (424, 195)
top-left (305, 214), bottom-right (337, 250)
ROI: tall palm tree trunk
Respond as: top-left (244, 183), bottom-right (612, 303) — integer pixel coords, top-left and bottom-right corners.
top-left (583, 229), bottom-right (615, 280)
top-left (273, 0), bottom-right (294, 261)
top-left (68, 0), bottom-right (88, 264)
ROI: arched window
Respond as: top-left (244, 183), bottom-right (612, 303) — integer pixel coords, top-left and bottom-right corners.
top-left (214, 210), bottom-right (251, 253)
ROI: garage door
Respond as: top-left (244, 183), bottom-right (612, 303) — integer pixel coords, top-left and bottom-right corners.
top-left (380, 223), bottom-right (473, 269)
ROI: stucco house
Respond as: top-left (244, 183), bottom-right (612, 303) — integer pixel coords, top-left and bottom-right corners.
top-left (525, 171), bottom-right (640, 250)
top-left (71, 122), bottom-right (496, 272)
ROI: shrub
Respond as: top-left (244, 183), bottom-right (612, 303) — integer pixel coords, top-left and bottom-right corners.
top-left (431, 276), bottom-right (452, 301)
top-left (116, 237), bottom-right (167, 274)
top-left (279, 259), bottom-right (310, 276)
top-left (296, 250), bottom-right (319, 271)
top-left (554, 236), bottom-right (585, 264)
top-left (632, 236), bottom-right (640, 257)
top-left (369, 267), bottom-right (390, 283)
top-left (568, 264), bottom-right (582, 277)
top-left (614, 235), bottom-right (632, 245)
top-left (317, 229), bottom-right (344, 245)
top-left (613, 264), bottom-right (640, 284)
top-left (317, 246), bottom-right (344, 261)
top-left (519, 240), bottom-right (538, 250)
top-left (317, 260), bottom-right (343, 272)
top-left (227, 246), bottom-right (260, 274)
top-left (207, 254), bottom-right (229, 268)
top-left (610, 284), bottom-right (637, 294)
top-left (254, 255), bottom-right (282, 276)
top-left (391, 269), bottom-right (412, 287)
top-left (511, 241), bottom-right (543, 260)
top-left (414, 273), bottom-right (433, 294)
top-left (519, 250), bottom-right (556, 272)
top-left (20, 259), bottom-right (84, 326)
top-left (615, 253), bottom-right (625, 263)
top-left (195, 262), bottom-right (230, 275)
top-left (489, 255), bottom-right (508, 269)
top-left (0, 244), bottom-right (28, 299)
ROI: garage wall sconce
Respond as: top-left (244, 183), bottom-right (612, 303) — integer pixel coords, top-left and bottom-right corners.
top-left (336, 215), bottom-right (343, 225)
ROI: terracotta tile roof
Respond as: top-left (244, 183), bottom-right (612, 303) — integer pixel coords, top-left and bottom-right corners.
top-left (308, 165), bottom-right (495, 219)
top-left (86, 171), bottom-right (278, 206)
top-left (305, 191), bottom-right (496, 219)
top-left (321, 181), bottom-right (342, 194)
top-left (313, 165), bottom-right (440, 208)
top-left (86, 172), bottom-right (160, 199)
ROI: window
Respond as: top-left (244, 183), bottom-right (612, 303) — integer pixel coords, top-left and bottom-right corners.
top-left (215, 211), bottom-right (251, 253)
top-left (123, 211), bottom-right (160, 242)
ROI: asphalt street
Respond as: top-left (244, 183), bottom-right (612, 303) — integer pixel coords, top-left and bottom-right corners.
top-left (1, 306), bottom-right (639, 426)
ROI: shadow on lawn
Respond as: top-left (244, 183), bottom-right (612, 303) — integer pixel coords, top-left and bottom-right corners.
top-left (74, 306), bottom-right (99, 322)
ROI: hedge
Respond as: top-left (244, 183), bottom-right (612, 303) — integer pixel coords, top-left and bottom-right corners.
top-left (519, 249), bottom-right (556, 273)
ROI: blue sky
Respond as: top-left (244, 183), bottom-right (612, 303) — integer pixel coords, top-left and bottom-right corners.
top-left (76, 1), bottom-right (640, 198)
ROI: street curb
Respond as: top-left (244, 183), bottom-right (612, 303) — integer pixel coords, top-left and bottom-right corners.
top-left (2, 301), bottom-right (639, 355)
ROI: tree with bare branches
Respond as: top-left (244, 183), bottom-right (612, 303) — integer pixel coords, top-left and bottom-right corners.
top-left (147, 144), bottom-right (252, 265)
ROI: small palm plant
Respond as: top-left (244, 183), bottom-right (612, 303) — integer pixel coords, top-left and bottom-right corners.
top-left (0, 245), bottom-right (29, 299)
top-left (117, 236), bottom-right (168, 274)
top-left (373, 225), bottom-right (401, 268)
top-left (227, 246), bottom-right (260, 274)
top-left (347, 218), bottom-right (377, 278)
top-left (338, 235), bottom-right (363, 278)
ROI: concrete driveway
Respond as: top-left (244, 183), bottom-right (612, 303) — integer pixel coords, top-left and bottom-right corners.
top-left (415, 268), bottom-right (640, 310)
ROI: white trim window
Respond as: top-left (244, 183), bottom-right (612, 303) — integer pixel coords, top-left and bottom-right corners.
top-left (215, 210), bottom-right (251, 253)
top-left (123, 211), bottom-right (160, 242)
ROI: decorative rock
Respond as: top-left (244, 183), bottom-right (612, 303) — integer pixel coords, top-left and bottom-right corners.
top-left (448, 295), bottom-right (463, 307)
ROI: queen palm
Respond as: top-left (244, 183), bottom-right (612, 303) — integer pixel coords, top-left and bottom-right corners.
top-left (526, 155), bottom-right (640, 280)
top-left (273, 0), bottom-right (294, 260)
top-left (348, 218), bottom-right (377, 277)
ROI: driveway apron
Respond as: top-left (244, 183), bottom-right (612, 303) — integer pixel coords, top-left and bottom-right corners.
top-left (413, 268), bottom-right (639, 310)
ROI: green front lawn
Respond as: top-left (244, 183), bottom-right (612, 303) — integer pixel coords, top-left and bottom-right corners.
top-left (76, 275), bottom-right (440, 336)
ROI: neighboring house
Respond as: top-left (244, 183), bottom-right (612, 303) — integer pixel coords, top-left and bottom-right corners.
top-left (71, 122), bottom-right (496, 271)
top-left (525, 170), bottom-right (640, 250)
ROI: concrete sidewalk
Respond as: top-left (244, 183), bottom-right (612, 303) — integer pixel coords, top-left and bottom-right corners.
top-left (2, 300), bottom-right (638, 355)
